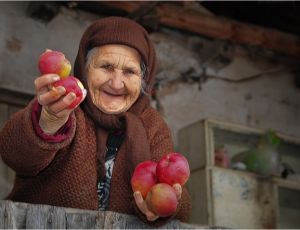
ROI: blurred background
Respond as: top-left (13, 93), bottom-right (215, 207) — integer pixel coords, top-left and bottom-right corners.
top-left (0, 1), bottom-right (299, 228)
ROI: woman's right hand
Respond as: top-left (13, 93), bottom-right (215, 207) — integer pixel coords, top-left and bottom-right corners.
top-left (34, 74), bottom-right (86, 134)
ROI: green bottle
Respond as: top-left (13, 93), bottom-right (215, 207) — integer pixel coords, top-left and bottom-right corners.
top-left (244, 130), bottom-right (281, 176)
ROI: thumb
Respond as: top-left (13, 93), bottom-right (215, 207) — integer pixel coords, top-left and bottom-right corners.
top-left (173, 183), bottom-right (182, 200)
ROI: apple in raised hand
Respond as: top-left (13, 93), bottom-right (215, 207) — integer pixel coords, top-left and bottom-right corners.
top-left (156, 152), bottom-right (190, 186)
top-left (146, 183), bottom-right (178, 217)
top-left (131, 161), bottom-right (158, 199)
top-left (38, 49), bottom-right (71, 79)
top-left (52, 76), bottom-right (85, 109)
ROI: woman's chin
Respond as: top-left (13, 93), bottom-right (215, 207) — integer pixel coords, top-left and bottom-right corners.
top-left (98, 104), bottom-right (128, 115)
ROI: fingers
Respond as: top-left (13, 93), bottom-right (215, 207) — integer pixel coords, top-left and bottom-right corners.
top-left (45, 92), bottom-right (77, 115)
top-left (35, 74), bottom-right (60, 92)
top-left (133, 191), bottom-right (159, 222)
top-left (133, 191), bottom-right (148, 214)
top-left (58, 89), bottom-right (87, 110)
top-left (173, 183), bottom-right (182, 200)
top-left (35, 74), bottom-right (63, 106)
top-left (146, 211), bottom-right (159, 222)
top-left (38, 86), bottom-right (66, 106)
top-left (35, 75), bottom-right (87, 109)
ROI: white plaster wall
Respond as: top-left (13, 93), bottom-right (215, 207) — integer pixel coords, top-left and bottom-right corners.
top-left (159, 71), bottom-right (300, 148)
top-left (0, 2), bottom-right (98, 93)
top-left (151, 31), bottom-right (300, 147)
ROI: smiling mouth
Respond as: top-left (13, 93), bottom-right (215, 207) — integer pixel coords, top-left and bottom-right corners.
top-left (103, 90), bottom-right (124, 97)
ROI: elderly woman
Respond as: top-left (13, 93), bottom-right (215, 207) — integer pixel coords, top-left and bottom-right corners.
top-left (0, 17), bottom-right (190, 225)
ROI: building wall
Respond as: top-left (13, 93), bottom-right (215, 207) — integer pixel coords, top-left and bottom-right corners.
top-left (0, 2), bottom-right (300, 197)
top-left (0, 2), bottom-right (98, 94)
top-left (151, 31), bottom-right (300, 148)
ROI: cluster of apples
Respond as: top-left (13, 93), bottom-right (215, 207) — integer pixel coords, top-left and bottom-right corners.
top-left (38, 49), bottom-right (85, 109)
top-left (131, 152), bottom-right (190, 217)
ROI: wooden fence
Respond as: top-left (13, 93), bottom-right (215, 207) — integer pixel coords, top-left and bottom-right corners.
top-left (0, 200), bottom-right (203, 229)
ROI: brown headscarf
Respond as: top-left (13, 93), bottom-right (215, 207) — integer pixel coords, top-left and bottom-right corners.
top-left (74, 17), bottom-right (157, 180)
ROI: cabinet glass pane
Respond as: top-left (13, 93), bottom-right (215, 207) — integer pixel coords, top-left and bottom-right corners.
top-left (278, 187), bottom-right (300, 228)
top-left (279, 143), bottom-right (300, 174)
top-left (213, 127), bottom-right (260, 159)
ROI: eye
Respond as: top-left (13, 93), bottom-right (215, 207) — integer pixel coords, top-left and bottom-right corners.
top-left (123, 68), bottom-right (139, 77)
top-left (101, 63), bottom-right (114, 72)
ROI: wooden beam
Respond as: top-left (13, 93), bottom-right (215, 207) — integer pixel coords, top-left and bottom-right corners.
top-left (97, 2), bottom-right (300, 58)
top-left (95, 2), bottom-right (140, 13)
top-left (157, 3), bottom-right (300, 58)
top-left (127, 2), bottom-right (158, 21)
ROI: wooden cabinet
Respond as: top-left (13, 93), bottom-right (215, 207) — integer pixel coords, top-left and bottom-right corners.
top-left (179, 119), bottom-right (300, 228)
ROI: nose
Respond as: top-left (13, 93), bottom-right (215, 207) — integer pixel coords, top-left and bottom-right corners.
top-left (110, 69), bottom-right (124, 90)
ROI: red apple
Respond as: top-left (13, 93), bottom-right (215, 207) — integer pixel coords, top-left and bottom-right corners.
top-left (131, 161), bottom-right (157, 199)
top-left (52, 76), bottom-right (84, 109)
top-left (156, 152), bottom-right (190, 186)
top-left (38, 49), bottom-right (71, 79)
top-left (146, 183), bottom-right (178, 217)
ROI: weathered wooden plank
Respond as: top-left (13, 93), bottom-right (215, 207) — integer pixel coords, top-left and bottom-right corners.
top-left (66, 212), bottom-right (97, 229)
top-left (103, 210), bottom-right (199, 229)
top-left (26, 204), bottom-right (66, 229)
top-left (158, 219), bottom-right (185, 229)
top-left (11, 202), bottom-right (28, 229)
top-left (0, 200), bottom-right (16, 229)
top-left (180, 221), bottom-right (205, 229)
top-left (94, 211), bottom-right (105, 229)
top-left (104, 211), bottom-right (150, 229)
top-left (0, 200), bottom-right (201, 229)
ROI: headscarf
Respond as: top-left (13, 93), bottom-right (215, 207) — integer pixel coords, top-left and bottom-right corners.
top-left (74, 16), bottom-right (157, 180)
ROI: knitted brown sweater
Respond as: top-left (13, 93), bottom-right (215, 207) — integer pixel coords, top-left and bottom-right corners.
top-left (0, 99), bottom-right (191, 225)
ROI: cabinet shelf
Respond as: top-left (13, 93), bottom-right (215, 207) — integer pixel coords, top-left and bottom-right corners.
top-left (273, 177), bottom-right (300, 191)
top-left (179, 118), bottom-right (300, 228)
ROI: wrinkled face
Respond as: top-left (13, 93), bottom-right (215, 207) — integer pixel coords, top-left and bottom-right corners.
top-left (86, 44), bottom-right (142, 114)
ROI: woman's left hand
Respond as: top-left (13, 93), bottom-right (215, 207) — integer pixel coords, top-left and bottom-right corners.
top-left (133, 183), bottom-right (182, 221)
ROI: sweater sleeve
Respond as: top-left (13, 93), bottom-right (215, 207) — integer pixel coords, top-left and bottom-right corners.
top-left (31, 99), bottom-right (73, 142)
top-left (0, 98), bottom-right (76, 177)
top-left (134, 108), bottom-right (191, 226)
